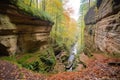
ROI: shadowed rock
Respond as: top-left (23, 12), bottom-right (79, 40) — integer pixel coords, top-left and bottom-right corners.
top-left (0, 0), bottom-right (53, 55)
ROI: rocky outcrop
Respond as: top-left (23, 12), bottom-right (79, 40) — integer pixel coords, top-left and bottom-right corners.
top-left (0, 14), bottom-right (17, 56)
top-left (0, 1), bottom-right (53, 56)
top-left (95, 12), bottom-right (120, 55)
top-left (84, 0), bottom-right (120, 57)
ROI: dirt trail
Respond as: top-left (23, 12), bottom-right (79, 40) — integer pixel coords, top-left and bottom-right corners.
top-left (0, 61), bottom-right (46, 80)
top-left (0, 54), bottom-right (120, 80)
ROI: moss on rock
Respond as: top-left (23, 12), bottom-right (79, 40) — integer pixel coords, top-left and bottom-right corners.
top-left (9, 0), bottom-right (53, 23)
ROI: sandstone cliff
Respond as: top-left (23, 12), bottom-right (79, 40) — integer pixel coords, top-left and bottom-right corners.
top-left (0, 0), bottom-right (53, 56)
top-left (84, 0), bottom-right (120, 57)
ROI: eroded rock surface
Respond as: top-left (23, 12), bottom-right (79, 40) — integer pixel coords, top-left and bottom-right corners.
top-left (0, 1), bottom-right (53, 56)
top-left (0, 14), bottom-right (17, 55)
top-left (84, 0), bottom-right (120, 57)
top-left (95, 12), bottom-right (120, 55)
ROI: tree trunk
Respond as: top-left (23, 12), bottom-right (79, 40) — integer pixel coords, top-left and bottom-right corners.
top-left (89, 0), bottom-right (90, 8)
top-left (36, 0), bottom-right (39, 9)
top-left (30, 0), bottom-right (33, 6)
top-left (42, 0), bottom-right (46, 11)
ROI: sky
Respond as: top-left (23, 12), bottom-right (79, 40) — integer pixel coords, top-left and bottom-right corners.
top-left (64, 0), bottom-right (80, 21)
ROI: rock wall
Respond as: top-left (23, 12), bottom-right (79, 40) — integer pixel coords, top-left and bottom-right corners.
top-left (0, 1), bottom-right (53, 56)
top-left (0, 14), bottom-right (17, 56)
top-left (84, 0), bottom-right (120, 57)
top-left (17, 25), bottom-right (51, 53)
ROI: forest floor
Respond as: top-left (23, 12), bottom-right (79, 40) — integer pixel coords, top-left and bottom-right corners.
top-left (0, 53), bottom-right (120, 80)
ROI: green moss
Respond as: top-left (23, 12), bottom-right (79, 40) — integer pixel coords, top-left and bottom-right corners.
top-left (105, 52), bottom-right (120, 58)
top-left (0, 56), bottom-right (16, 61)
top-left (0, 47), bottom-right (56, 73)
top-left (17, 54), bottom-right (33, 64)
top-left (17, 47), bottom-right (56, 73)
top-left (0, 56), bottom-right (22, 68)
top-left (61, 55), bottom-right (69, 63)
top-left (38, 47), bottom-right (56, 73)
top-left (10, 0), bottom-right (53, 23)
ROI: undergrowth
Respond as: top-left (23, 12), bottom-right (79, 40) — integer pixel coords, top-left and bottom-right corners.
top-left (22, 47), bottom-right (56, 73)
top-left (0, 47), bottom-right (56, 73)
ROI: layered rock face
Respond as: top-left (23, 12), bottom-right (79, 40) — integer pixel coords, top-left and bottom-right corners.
top-left (84, 0), bottom-right (120, 57)
top-left (0, 1), bottom-right (53, 56)
top-left (0, 14), bottom-right (17, 56)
